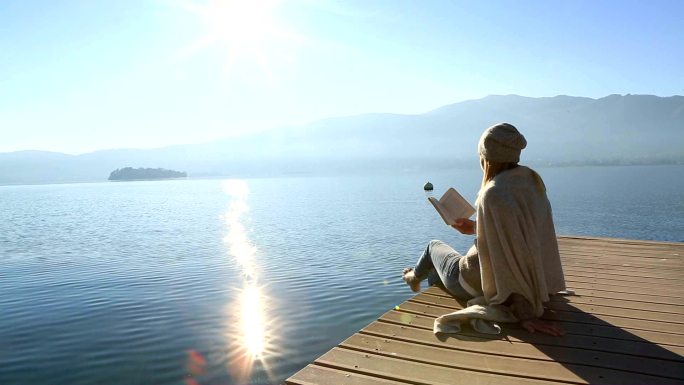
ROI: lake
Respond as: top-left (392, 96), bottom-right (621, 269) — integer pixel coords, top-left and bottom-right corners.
top-left (1, 164), bottom-right (682, 385)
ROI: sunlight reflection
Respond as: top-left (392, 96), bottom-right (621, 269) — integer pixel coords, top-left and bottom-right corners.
top-left (240, 285), bottom-right (266, 357)
top-left (223, 180), bottom-right (257, 279)
top-left (221, 180), bottom-right (276, 383)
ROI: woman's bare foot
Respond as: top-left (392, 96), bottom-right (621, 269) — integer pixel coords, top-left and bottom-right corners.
top-left (402, 268), bottom-right (421, 292)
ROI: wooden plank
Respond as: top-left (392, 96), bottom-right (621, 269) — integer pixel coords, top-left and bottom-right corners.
top-left (559, 244), bottom-right (683, 256)
top-left (561, 257), bottom-right (682, 270)
top-left (423, 286), bottom-right (684, 315)
top-left (286, 365), bottom-right (409, 385)
top-left (315, 347), bottom-right (569, 385)
top-left (558, 247), bottom-right (684, 261)
top-left (560, 240), bottom-right (683, 250)
top-left (563, 274), bottom-right (682, 292)
top-left (562, 256), bottom-right (682, 266)
top-left (564, 273), bottom-right (684, 292)
top-left (566, 278), bottom-right (681, 298)
top-left (563, 286), bottom-right (683, 303)
top-left (415, 292), bottom-right (684, 324)
top-left (560, 243), bottom-right (683, 253)
top-left (343, 333), bottom-right (682, 385)
top-left (395, 301), bottom-right (684, 347)
top-left (562, 266), bottom-right (683, 282)
top-left (562, 264), bottom-right (684, 280)
top-left (561, 270), bottom-right (680, 285)
top-left (380, 310), bottom-right (684, 359)
top-left (558, 242), bottom-right (684, 256)
top-left (559, 242), bottom-right (684, 252)
top-left (562, 252), bottom-right (684, 262)
top-left (560, 251), bottom-right (683, 262)
top-left (551, 293), bottom-right (684, 314)
top-left (565, 275), bottom-right (684, 296)
top-left (358, 322), bottom-right (683, 382)
top-left (408, 297), bottom-right (684, 334)
top-left (558, 236), bottom-right (684, 247)
top-left (560, 255), bottom-right (684, 271)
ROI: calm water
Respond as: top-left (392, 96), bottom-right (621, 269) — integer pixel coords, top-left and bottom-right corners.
top-left (1, 165), bottom-right (683, 385)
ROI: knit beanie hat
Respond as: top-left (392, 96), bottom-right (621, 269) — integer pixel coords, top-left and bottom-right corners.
top-left (478, 123), bottom-right (527, 163)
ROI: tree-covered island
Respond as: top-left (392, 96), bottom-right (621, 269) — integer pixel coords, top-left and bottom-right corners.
top-left (108, 167), bottom-right (187, 181)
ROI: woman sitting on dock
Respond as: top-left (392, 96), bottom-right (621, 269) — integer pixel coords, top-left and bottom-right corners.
top-left (403, 123), bottom-right (566, 336)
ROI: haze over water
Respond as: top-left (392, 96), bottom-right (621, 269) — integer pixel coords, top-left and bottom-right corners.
top-left (1, 164), bottom-right (682, 384)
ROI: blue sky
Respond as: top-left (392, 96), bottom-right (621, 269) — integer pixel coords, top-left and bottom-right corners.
top-left (1, 0), bottom-right (682, 154)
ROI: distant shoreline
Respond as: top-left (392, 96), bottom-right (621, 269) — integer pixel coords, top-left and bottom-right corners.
top-left (1, 162), bottom-right (682, 187)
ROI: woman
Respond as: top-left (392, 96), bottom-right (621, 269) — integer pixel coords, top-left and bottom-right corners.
top-left (403, 123), bottom-right (566, 336)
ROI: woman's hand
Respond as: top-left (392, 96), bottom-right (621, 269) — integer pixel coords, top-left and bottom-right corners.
top-left (520, 318), bottom-right (565, 337)
top-left (452, 218), bottom-right (476, 235)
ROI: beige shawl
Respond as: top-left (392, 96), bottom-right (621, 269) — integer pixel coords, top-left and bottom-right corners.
top-left (477, 165), bottom-right (566, 316)
top-left (435, 166), bottom-right (565, 334)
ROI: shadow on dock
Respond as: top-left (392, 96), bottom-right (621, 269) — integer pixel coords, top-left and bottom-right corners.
top-left (421, 291), bottom-right (684, 384)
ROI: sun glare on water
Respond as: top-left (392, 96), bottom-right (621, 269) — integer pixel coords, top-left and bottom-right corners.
top-left (241, 285), bottom-right (267, 357)
top-left (221, 180), bottom-right (278, 382)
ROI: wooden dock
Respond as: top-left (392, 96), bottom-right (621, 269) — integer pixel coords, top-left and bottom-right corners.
top-left (286, 236), bottom-right (684, 385)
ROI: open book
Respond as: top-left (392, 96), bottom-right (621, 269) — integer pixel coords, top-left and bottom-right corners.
top-left (428, 188), bottom-right (476, 226)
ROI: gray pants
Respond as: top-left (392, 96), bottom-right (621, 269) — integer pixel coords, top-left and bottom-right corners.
top-left (413, 240), bottom-right (473, 300)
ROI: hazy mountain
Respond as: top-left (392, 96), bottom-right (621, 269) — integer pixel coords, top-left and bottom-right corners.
top-left (1, 94), bottom-right (682, 184)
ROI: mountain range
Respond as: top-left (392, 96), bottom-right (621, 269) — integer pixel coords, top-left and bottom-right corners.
top-left (1, 94), bottom-right (682, 185)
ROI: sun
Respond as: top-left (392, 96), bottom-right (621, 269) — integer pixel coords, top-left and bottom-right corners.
top-left (201, 0), bottom-right (281, 50)
top-left (177, 0), bottom-right (294, 77)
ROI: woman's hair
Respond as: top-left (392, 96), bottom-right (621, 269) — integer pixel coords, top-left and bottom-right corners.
top-left (480, 158), bottom-right (518, 188)
top-left (478, 158), bottom-right (546, 203)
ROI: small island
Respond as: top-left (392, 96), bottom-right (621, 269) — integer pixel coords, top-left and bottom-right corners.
top-left (108, 167), bottom-right (187, 181)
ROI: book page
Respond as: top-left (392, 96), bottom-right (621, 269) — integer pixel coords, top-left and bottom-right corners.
top-left (437, 188), bottom-right (475, 225)
top-left (428, 196), bottom-right (453, 225)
